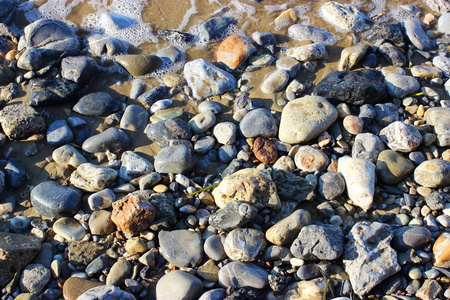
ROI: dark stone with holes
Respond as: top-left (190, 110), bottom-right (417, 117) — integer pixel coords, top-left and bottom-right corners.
top-left (28, 78), bottom-right (79, 106)
top-left (363, 22), bottom-right (405, 48)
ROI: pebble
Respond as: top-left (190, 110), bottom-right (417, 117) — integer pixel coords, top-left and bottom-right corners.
top-left (145, 118), bottom-right (192, 148)
top-left (188, 110), bottom-right (216, 134)
top-left (414, 159), bottom-right (450, 188)
top-left (120, 104), bottom-right (149, 131)
top-left (20, 264), bottom-right (51, 294)
top-left (379, 121), bottom-right (422, 153)
top-left (294, 146), bottom-right (329, 172)
top-left (204, 235), bottom-right (227, 261)
top-left (159, 230), bottom-right (203, 267)
top-left (119, 151), bottom-right (153, 182)
top-left (116, 54), bottom-right (161, 77)
top-left (89, 210), bottom-right (115, 235)
top-left (266, 209), bottom-right (311, 246)
top-left (352, 133), bottom-right (385, 163)
top-left (391, 226), bottom-right (431, 252)
top-left (82, 127), bottom-right (130, 153)
top-left (46, 119), bottom-right (73, 147)
top-left (217, 35), bottom-right (255, 69)
top-left (318, 171), bottom-right (346, 200)
top-left (53, 217), bottom-right (85, 241)
top-left (213, 122), bottom-right (237, 145)
top-left (218, 261), bottom-right (268, 289)
top-left (224, 228), bottom-right (266, 261)
top-left (239, 108), bottom-right (278, 138)
top-left (154, 144), bottom-right (194, 174)
top-left (111, 194), bottom-right (156, 235)
top-left (286, 43), bottom-right (327, 62)
top-left (156, 270), bottom-right (203, 300)
top-left (70, 163), bottom-right (117, 192)
top-left (384, 73), bottom-right (420, 98)
top-left (74, 92), bottom-right (121, 117)
top-left (88, 188), bottom-right (115, 210)
top-left (209, 200), bottom-right (257, 231)
top-left (376, 150), bottom-right (415, 184)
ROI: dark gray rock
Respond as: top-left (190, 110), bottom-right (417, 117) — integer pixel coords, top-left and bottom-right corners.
top-left (82, 127), bottom-right (130, 153)
top-left (218, 145), bottom-right (237, 163)
top-left (0, 0), bottom-right (17, 23)
top-left (194, 136), bottom-right (215, 154)
top-left (314, 69), bottom-right (388, 105)
top-left (239, 108), bottom-right (278, 138)
top-left (61, 56), bottom-right (98, 85)
top-left (145, 118), bottom-right (192, 148)
top-left (154, 144), bottom-right (194, 174)
top-left (251, 31), bottom-right (276, 46)
top-left (296, 264), bottom-right (322, 280)
top-left (391, 226), bottom-right (432, 252)
top-left (137, 85), bottom-right (170, 108)
top-left (272, 170), bottom-right (315, 202)
top-left (46, 119), bottom-right (73, 147)
top-left (0, 104), bottom-right (45, 140)
top-left (426, 192), bottom-right (449, 211)
top-left (374, 103), bottom-right (399, 127)
top-left (85, 254), bottom-right (109, 277)
top-left (3, 158), bottom-right (28, 188)
top-left (379, 42), bottom-right (407, 67)
top-left (157, 29), bottom-right (195, 44)
top-left (318, 171), bottom-right (346, 200)
top-left (31, 181), bottom-right (82, 218)
top-left (291, 224), bottom-right (344, 260)
top-left (28, 78), bottom-right (79, 106)
top-left (73, 92), bottom-right (121, 117)
top-left (263, 245), bottom-right (292, 262)
top-left (120, 104), bottom-right (148, 132)
top-left (358, 104), bottom-right (376, 127)
top-left (200, 17), bottom-right (236, 41)
top-left (0, 64), bottom-right (14, 86)
top-left (218, 261), bottom-right (268, 289)
top-left (209, 201), bottom-right (258, 231)
top-left (363, 22), bottom-right (405, 47)
top-left (159, 230), bottom-right (203, 267)
top-left (204, 235), bottom-right (227, 261)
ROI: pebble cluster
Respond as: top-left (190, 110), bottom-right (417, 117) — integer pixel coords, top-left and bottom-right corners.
top-left (0, 0), bottom-right (450, 300)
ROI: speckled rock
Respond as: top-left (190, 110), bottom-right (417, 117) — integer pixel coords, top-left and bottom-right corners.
top-left (19, 264), bottom-right (51, 294)
top-left (119, 151), bottom-right (153, 182)
top-left (380, 121), bottom-right (422, 153)
top-left (286, 43), bottom-right (327, 61)
top-left (317, 171), bottom-right (346, 200)
top-left (145, 118), bottom-right (192, 148)
top-left (70, 163), bottom-right (117, 192)
top-left (294, 146), bottom-right (329, 172)
top-left (414, 159), bottom-right (450, 188)
top-left (0, 104), bottom-right (45, 140)
top-left (111, 194), bottom-right (156, 235)
top-left (224, 228), bottom-right (266, 261)
top-left (320, 1), bottom-right (367, 32)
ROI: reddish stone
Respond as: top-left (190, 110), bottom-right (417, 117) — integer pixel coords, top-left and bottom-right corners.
top-left (216, 35), bottom-right (256, 69)
top-left (252, 137), bottom-right (278, 164)
top-left (433, 232), bottom-right (450, 267)
top-left (111, 194), bottom-right (155, 235)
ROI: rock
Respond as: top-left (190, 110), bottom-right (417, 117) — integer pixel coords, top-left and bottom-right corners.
top-left (199, 288), bottom-right (227, 300)
top-left (73, 92), bottom-right (121, 117)
top-left (31, 181), bottom-right (82, 218)
top-left (17, 47), bottom-right (42, 71)
top-left (424, 107), bottom-right (450, 147)
top-left (411, 65), bottom-right (442, 79)
top-left (425, 0), bottom-right (450, 14)
top-left (19, 264), bottom-right (50, 294)
top-left (200, 16), bottom-right (235, 41)
top-left (159, 230), bottom-right (203, 267)
top-left (61, 56), bottom-right (97, 85)
top-left (218, 261), bottom-right (268, 289)
top-left (53, 217), bottom-right (85, 241)
top-left (363, 22), bottom-right (405, 47)
top-left (184, 58), bottom-right (236, 99)
top-left (379, 121), bottom-right (422, 152)
top-left (317, 171), bottom-right (346, 200)
top-left (270, 279), bottom-right (326, 300)
top-left (199, 101), bottom-right (222, 114)
top-left (111, 194), bottom-right (155, 235)
top-left (239, 108), bottom-right (278, 138)
top-left (288, 24), bottom-right (337, 45)
top-left (217, 35), bottom-right (255, 69)
top-left (391, 226), bottom-right (432, 252)
top-left (204, 235), bottom-right (227, 261)
top-left (67, 241), bottom-right (107, 265)
top-left (338, 43), bottom-right (369, 70)
top-left (338, 156), bottom-right (376, 211)
top-left (404, 19), bottom-right (436, 51)
top-left (414, 159), bottom-right (450, 188)
top-left (384, 73), bottom-right (420, 98)
top-left (286, 43), bottom-right (327, 61)
top-left (224, 228), bottom-right (266, 261)
top-left (70, 163), bottom-right (117, 192)
top-left (426, 191), bottom-right (448, 210)
top-left (251, 31), bottom-right (276, 46)
top-left (156, 45), bottom-right (185, 66)
top-left (261, 69), bottom-right (290, 94)
top-left (62, 277), bottom-right (103, 300)
top-left (3, 158), bottom-right (27, 188)
top-left (432, 55), bottom-right (450, 77)
top-left (0, 104), bottom-right (45, 140)
top-left (82, 127), bottom-right (130, 153)
top-left (125, 237), bottom-right (147, 255)
top-left (116, 54), bottom-right (162, 77)
top-left (266, 209), bottom-right (311, 246)
top-left (101, 12), bottom-right (136, 30)
top-left (188, 111), bottom-right (216, 134)
top-left (89, 210), bottom-right (115, 235)
top-left (0, 0), bottom-right (16, 23)
top-left (376, 150), bottom-right (414, 184)
top-left (278, 95), bottom-right (337, 144)
top-left (212, 168), bottom-right (280, 210)
top-left (313, 70), bottom-right (388, 105)
top-left (106, 259), bottom-right (132, 286)
top-left (77, 285), bottom-right (135, 300)
top-left (320, 1), bottom-right (367, 32)
top-left (433, 232), bottom-right (450, 267)
top-left (378, 42), bottom-right (406, 67)
top-left (0, 195), bottom-right (15, 216)
top-left (119, 151), bottom-right (153, 182)
top-left (52, 144), bottom-right (87, 169)
top-left (21, 19), bottom-right (80, 57)
top-left (0, 171), bottom-right (5, 195)
top-left (276, 56), bottom-right (301, 78)
top-left (213, 122), bottom-right (237, 145)
top-left (271, 170), bottom-right (315, 202)
top-left (146, 118), bottom-right (192, 148)
top-left (343, 221), bottom-right (401, 296)
top-left (374, 103), bottom-right (399, 127)
top-left (296, 264), bottom-right (322, 280)
top-left (0, 232), bottom-right (41, 286)
top-left (154, 144), bottom-right (194, 174)
top-left (416, 279), bottom-right (442, 300)
top-left (28, 78), bottom-right (79, 106)
top-left (46, 119), bottom-right (73, 147)
top-left (352, 133), bottom-right (385, 163)
top-left (209, 200), bottom-right (258, 231)
top-left (0, 64), bottom-right (14, 85)
top-left (88, 34), bottom-right (127, 56)
top-left (88, 188), bottom-right (115, 210)
top-left (156, 271), bottom-right (203, 300)
top-left (294, 146), bottom-right (329, 172)
top-left (150, 99), bottom-right (173, 114)
top-left (291, 224), bottom-right (343, 260)
top-left (251, 137), bottom-right (276, 164)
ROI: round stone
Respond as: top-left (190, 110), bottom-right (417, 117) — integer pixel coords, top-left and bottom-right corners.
top-left (156, 271), bottom-right (203, 300)
top-left (343, 115), bottom-right (364, 135)
top-left (294, 146), bottom-right (329, 172)
top-left (224, 228), bottom-right (266, 262)
top-left (53, 217), bottom-right (86, 241)
top-left (204, 235), bottom-right (227, 261)
top-left (89, 210), bottom-right (115, 235)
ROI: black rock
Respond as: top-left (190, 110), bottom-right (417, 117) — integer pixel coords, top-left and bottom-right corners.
top-left (313, 69), bottom-right (389, 106)
top-left (30, 181), bottom-right (82, 218)
top-left (209, 201), bottom-right (258, 231)
top-left (145, 118), bottom-right (192, 148)
top-left (73, 92), bottom-right (121, 117)
top-left (85, 254), bottom-right (109, 277)
top-left (28, 78), bottom-right (79, 106)
top-left (201, 17), bottom-right (236, 41)
top-left (157, 29), bottom-right (195, 44)
top-left (82, 127), bottom-right (130, 153)
top-left (137, 85), bottom-right (170, 108)
top-left (296, 264), bottom-right (322, 280)
top-left (391, 226), bottom-right (431, 252)
top-left (361, 52), bottom-right (378, 68)
top-left (0, 0), bottom-right (17, 23)
top-left (0, 64), bottom-right (15, 85)
top-left (2, 158), bottom-right (27, 189)
top-left (272, 170), bottom-right (315, 202)
top-left (363, 22), bottom-right (405, 48)
top-left (379, 42), bottom-right (407, 67)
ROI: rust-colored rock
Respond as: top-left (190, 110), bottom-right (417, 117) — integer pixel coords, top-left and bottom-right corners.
top-left (216, 35), bottom-right (256, 69)
top-left (252, 137), bottom-right (278, 164)
top-left (111, 194), bottom-right (156, 235)
top-left (433, 232), bottom-right (450, 267)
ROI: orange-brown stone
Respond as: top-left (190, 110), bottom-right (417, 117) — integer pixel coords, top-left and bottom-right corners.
top-left (433, 232), bottom-right (450, 267)
top-left (111, 194), bottom-right (156, 235)
top-left (216, 35), bottom-right (255, 69)
top-left (253, 137), bottom-right (278, 164)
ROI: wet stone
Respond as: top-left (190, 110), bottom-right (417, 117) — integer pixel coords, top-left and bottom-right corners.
top-left (19, 264), bottom-right (51, 294)
top-left (156, 45), bottom-right (185, 66)
top-left (363, 22), bottom-right (405, 47)
top-left (82, 127), bottom-right (130, 153)
top-left (286, 43), bottom-right (327, 62)
top-left (46, 119), bottom-right (73, 147)
top-left (252, 31), bottom-right (276, 46)
top-left (116, 54), bottom-right (162, 77)
top-left (320, 1), bottom-right (367, 32)
top-left (73, 92), bottom-right (121, 117)
top-left (209, 200), bottom-right (257, 231)
top-left (239, 108), bottom-right (278, 138)
top-left (159, 230), bottom-right (203, 267)
top-left (216, 35), bottom-right (256, 69)
top-left (200, 16), bottom-right (236, 41)
top-left (31, 181), bottom-right (82, 218)
top-left (88, 34), bottom-right (127, 56)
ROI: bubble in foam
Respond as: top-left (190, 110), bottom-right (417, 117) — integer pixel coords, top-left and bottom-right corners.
top-left (19, 0), bottom-right (83, 27)
top-left (264, 1), bottom-right (292, 13)
top-left (367, 0), bottom-right (391, 23)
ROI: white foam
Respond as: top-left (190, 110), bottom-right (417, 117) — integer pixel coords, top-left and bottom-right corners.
top-left (19, 0), bottom-right (82, 27)
top-left (367, 0), bottom-right (391, 23)
top-left (224, 0), bottom-right (257, 22)
top-left (391, 4), bottom-right (421, 22)
top-left (264, 1), bottom-right (292, 13)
